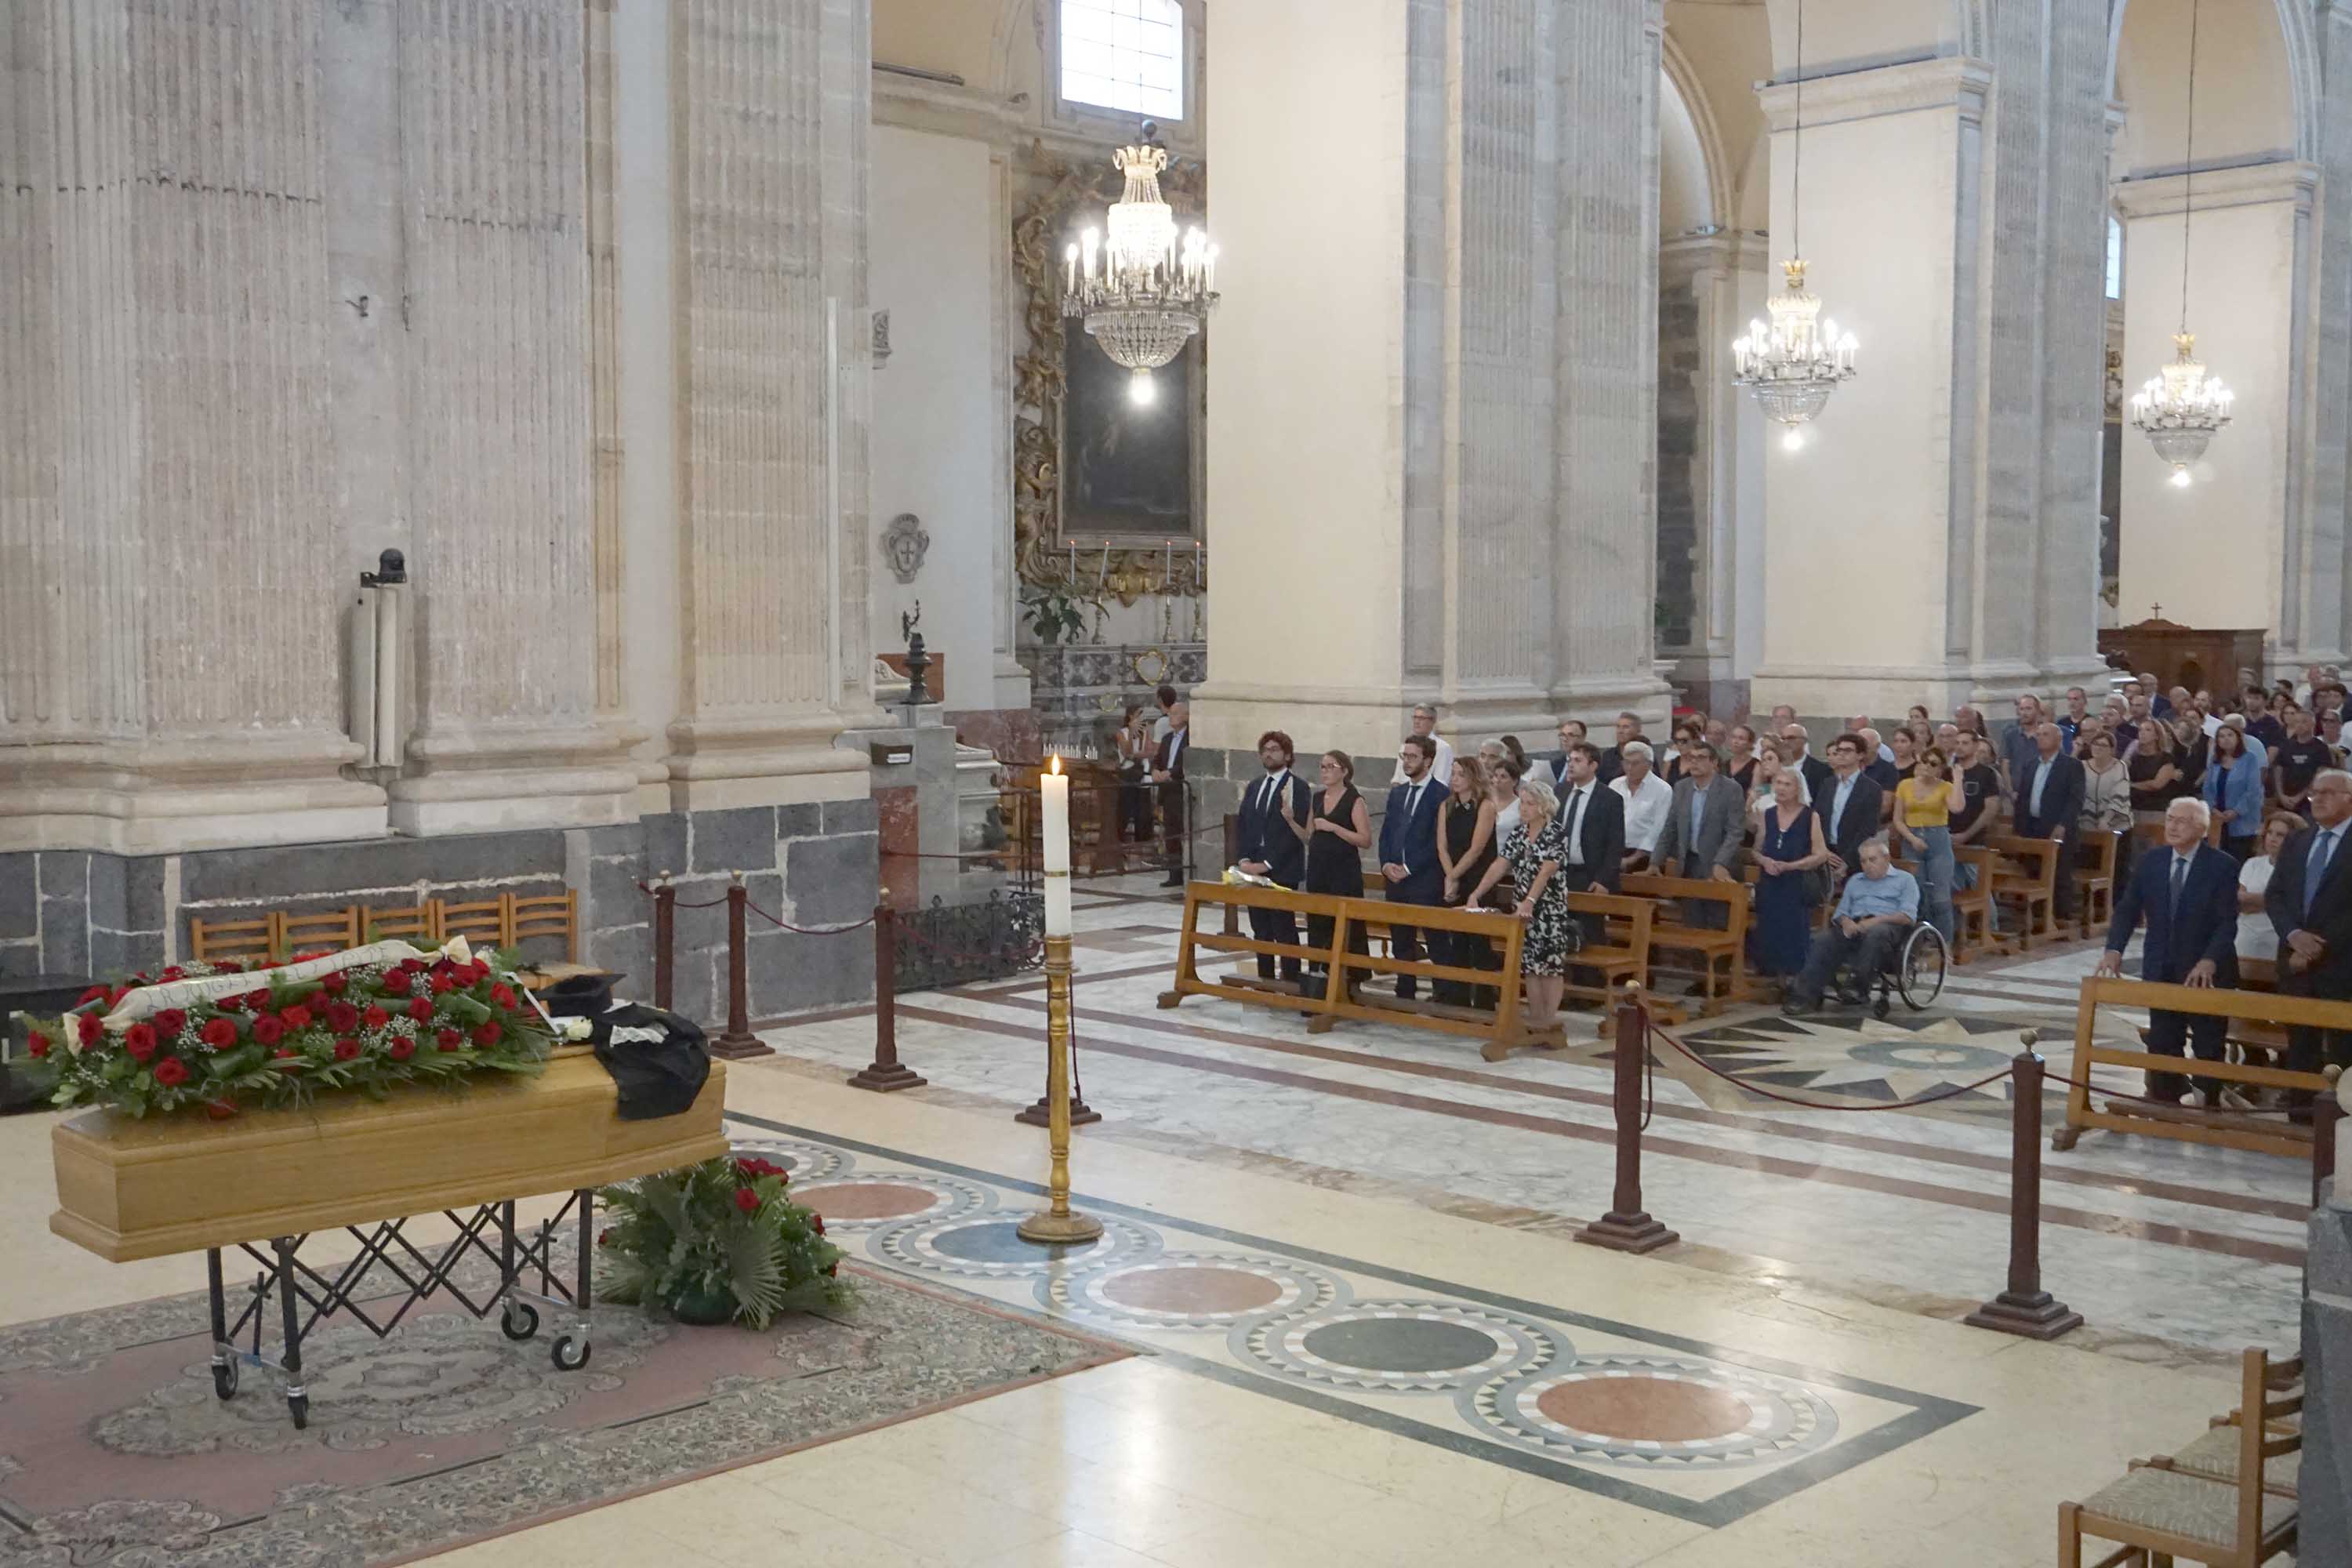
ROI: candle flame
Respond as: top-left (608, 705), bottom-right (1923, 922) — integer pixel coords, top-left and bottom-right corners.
top-left (1048, 753), bottom-right (1063, 776)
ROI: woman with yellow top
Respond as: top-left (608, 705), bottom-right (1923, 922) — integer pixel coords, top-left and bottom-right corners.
top-left (1892, 745), bottom-right (1958, 939)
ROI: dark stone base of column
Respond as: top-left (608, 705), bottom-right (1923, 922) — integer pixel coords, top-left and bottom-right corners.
top-left (1963, 1290), bottom-right (2084, 1339)
top-left (1574, 1211), bottom-right (1679, 1254)
top-left (708, 1034), bottom-right (775, 1062)
top-left (1015, 1096), bottom-right (1101, 1128)
top-left (848, 1061), bottom-right (926, 1092)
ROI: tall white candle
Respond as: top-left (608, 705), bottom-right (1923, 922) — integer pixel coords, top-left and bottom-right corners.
top-left (1042, 754), bottom-right (1073, 937)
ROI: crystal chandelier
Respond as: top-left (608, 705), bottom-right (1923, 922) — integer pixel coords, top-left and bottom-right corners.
top-left (2129, 0), bottom-right (2231, 488)
top-left (1732, 0), bottom-right (1857, 449)
top-left (1061, 122), bottom-right (1218, 408)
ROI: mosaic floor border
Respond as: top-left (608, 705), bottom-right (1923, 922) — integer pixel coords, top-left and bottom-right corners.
top-left (728, 1112), bottom-right (1978, 1529)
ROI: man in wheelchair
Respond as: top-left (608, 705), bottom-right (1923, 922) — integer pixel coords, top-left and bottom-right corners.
top-left (1782, 836), bottom-right (1919, 1014)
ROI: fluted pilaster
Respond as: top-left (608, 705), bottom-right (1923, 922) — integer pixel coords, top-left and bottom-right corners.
top-left (586, 0), bottom-right (626, 724)
top-left (2314, 2), bottom-right (2352, 662)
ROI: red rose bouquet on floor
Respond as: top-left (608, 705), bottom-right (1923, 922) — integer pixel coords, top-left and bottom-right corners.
top-left (596, 1154), bottom-right (848, 1328)
top-left (27, 938), bottom-right (556, 1119)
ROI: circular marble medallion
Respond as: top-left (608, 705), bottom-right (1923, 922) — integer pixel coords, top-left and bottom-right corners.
top-left (1042, 1252), bottom-right (1341, 1330)
top-left (877, 1212), bottom-right (1159, 1278)
top-left (1240, 1301), bottom-right (1560, 1392)
top-left (789, 1174), bottom-right (987, 1231)
top-left (1848, 1039), bottom-right (2010, 1076)
top-left (1468, 1355), bottom-right (1837, 1468)
top-left (725, 1136), bottom-right (848, 1182)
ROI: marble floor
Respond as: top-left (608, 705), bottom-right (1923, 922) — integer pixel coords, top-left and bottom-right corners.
top-left (0, 873), bottom-right (2317, 1566)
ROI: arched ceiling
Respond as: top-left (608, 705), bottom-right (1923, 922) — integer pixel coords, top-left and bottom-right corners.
top-left (2111, 0), bottom-right (2302, 175)
top-left (1664, 0), bottom-right (1772, 234)
top-left (1660, 67), bottom-right (1714, 234)
top-left (1757, 0), bottom-right (1973, 74)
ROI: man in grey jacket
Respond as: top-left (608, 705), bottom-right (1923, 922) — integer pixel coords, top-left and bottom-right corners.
top-left (1653, 740), bottom-right (1748, 931)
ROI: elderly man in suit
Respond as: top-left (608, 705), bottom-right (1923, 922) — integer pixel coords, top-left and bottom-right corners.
top-left (1232, 730), bottom-right (1313, 985)
top-left (2095, 797), bottom-right (2244, 1106)
top-left (1378, 735), bottom-right (1448, 1000)
top-left (1653, 739), bottom-right (1747, 931)
top-left (1777, 721), bottom-right (1834, 802)
top-left (1150, 699), bottom-right (1189, 886)
top-left (2264, 768), bottom-right (2352, 1118)
top-left (2014, 720), bottom-right (2086, 925)
top-left (1818, 732), bottom-right (1886, 878)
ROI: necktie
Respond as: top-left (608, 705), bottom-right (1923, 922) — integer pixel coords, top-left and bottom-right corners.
top-left (2169, 856), bottom-right (2186, 922)
top-left (2308, 828), bottom-right (2338, 916)
top-left (1565, 787), bottom-right (1586, 864)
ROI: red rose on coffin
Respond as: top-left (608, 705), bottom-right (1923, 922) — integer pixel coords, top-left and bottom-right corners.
top-left (108, 986), bottom-right (129, 1007)
top-left (242, 989), bottom-right (270, 1011)
top-left (152, 1058), bottom-right (190, 1087)
top-left (823, 1261), bottom-right (838, 1278)
top-left (123, 1024), bottom-right (158, 1062)
top-left (333, 1038), bottom-right (361, 1062)
top-left (200, 1018), bottom-right (238, 1051)
top-left (388, 1037), bottom-right (416, 1062)
top-left (216, 996), bottom-right (243, 1013)
top-left (489, 983), bottom-right (517, 1010)
top-left (320, 972), bottom-right (346, 996)
top-left (205, 1099), bottom-right (238, 1120)
top-left (436, 1027), bottom-right (465, 1052)
top-left (428, 971), bottom-right (455, 994)
top-left (280, 1004), bottom-right (312, 1031)
top-left (274, 1047), bottom-right (297, 1062)
top-left (470, 960), bottom-right (492, 985)
top-left (294, 949), bottom-right (330, 963)
top-left (363, 1005), bottom-right (390, 1029)
top-left (76, 1013), bottom-right (102, 1047)
top-left (734, 1188), bottom-right (760, 1214)
top-left (251, 1016), bottom-right (285, 1047)
top-left (470, 1022), bottom-right (502, 1048)
top-left (383, 969), bottom-right (413, 996)
top-left (325, 1001), bottom-right (360, 1033)
top-left (216, 960), bottom-right (241, 973)
top-left (161, 967), bottom-right (184, 982)
top-left (152, 1008), bottom-right (187, 1037)
top-left (78, 985), bottom-right (106, 1005)
top-left (405, 996), bottom-right (434, 1023)
top-left (27, 1031), bottom-right (49, 1059)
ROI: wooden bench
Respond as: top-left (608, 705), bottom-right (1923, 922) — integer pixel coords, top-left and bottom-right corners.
top-left (1987, 834), bottom-right (2062, 949)
top-left (1950, 844), bottom-right (1996, 960)
top-left (2075, 828), bottom-right (2122, 938)
top-left (2056, 975), bottom-right (2336, 1159)
top-left (1158, 880), bottom-right (1542, 1059)
top-left (1557, 891), bottom-right (1661, 1035)
top-left (1620, 871), bottom-right (1750, 1013)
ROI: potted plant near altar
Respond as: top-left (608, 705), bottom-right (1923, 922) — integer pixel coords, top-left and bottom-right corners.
top-left (596, 1154), bottom-right (849, 1327)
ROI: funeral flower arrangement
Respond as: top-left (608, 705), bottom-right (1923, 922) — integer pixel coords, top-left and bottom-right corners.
top-left (27, 938), bottom-right (557, 1119)
top-left (596, 1154), bottom-right (849, 1329)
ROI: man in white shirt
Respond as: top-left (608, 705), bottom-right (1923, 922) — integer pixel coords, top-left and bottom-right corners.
top-left (1407, 704), bottom-right (1455, 783)
top-left (1610, 741), bottom-right (1673, 873)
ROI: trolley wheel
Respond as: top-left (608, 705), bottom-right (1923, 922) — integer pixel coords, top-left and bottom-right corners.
top-left (287, 1393), bottom-right (309, 1430)
top-left (212, 1359), bottom-right (238, 1401)
top-left (1898, 924), bottom-right (1950, 1010)
top-left (500, 1300), bottom-right (541, 1342)
top-left (551, 1335), bottom-right (591, 1372)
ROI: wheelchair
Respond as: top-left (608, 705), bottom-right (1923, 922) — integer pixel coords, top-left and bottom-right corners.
top-left (1866, 921), bottom-right (1949, 1019)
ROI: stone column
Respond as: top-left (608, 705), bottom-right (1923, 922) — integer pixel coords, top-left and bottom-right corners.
top-left (1194, 0), bottom-right (1668, 762)
top-left (2114, 164), bottom-right (2324, 644)
top-left (2322, 2), bottom-right (2352, 670)
top-left (659, 0), bottom-right (880, 810)
top-left (1659, 231), bottom-right (1764, 715)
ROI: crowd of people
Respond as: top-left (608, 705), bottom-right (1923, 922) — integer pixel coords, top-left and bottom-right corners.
top-left (1215, 662), bottom-right (2352, 1114)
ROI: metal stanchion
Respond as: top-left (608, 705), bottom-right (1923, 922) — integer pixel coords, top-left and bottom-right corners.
top-left (709, 873), bottom-right (771, 1061)
top-left (850, 898), bottom-right (924, 1092)
top-left (2315, 1065), bottom-right (2344, 1210)
top-left (1965, 1035), bottom-right (2082, 1338)
top-left (652, 877), bottom-right (676, 1012)
top-left (1018, 932), bottom-right (1102, 1244)
top-left (1575, 984), bottom-right (1679, 1254)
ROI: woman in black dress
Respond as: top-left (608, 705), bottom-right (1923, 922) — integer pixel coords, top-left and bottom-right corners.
top-left (1435, 756), bottom-right (1499, 1005)
top-left (1285, 750), bottom-right (1372, 997)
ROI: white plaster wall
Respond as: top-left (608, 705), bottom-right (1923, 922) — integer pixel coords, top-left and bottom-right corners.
top-left (1759, 107), bottom-right (1960, 692)
top-left (1198, 0), bottom-right (1408, 745)
top-left (2115, 195), bottom-right (2299, 631)
top-left (872, 125), bottom-right (1000, 711)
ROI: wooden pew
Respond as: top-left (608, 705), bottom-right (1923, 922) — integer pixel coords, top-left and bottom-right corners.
top-left (1619, 871), bottom-right (1751, 1013)
top-left (1556, 891), bottom-right (1660, 1035)
top-left (1988, 834), bottom-right (2061, 949)
top-left (2075, 829), bottom-right (2122, 938)
top-left (1950, 844), bottom-right (1997, 961)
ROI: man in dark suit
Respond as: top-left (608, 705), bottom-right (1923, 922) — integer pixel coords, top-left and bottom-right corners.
top-left (1818, 732), bottom-right (1885, 877)
top-left (1777, 722), bottom-right (1834, 802)
top-left (1552, 742), bottom-right (1625, 896)
top-left (2013, 721), bottom-right (2085, 924)
top-left (1595, 712), bottom-right (1641, 786)
top-left (1653, 739), bottom-right (1748, 930)
top-left (1150, 701), bottom-right (1189, 887)
top-left (1232, 729), bottom-right (1312, 984)
top-left (1378, 735), bottom-right (1446, 1000)
top-left (2095, 797), bottom-right (2242, 1105)
top-left (2264, 768), bottom-right (2352, 1116)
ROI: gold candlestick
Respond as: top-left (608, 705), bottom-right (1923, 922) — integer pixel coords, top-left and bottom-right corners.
top-left (1018, 933), bottom-right (1103, 1244)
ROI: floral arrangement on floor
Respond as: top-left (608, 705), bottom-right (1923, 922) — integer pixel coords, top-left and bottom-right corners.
top-left (596, 1154), bottom-right (850, 1329)
top-left (27, 938), bottom-right (560, 1120)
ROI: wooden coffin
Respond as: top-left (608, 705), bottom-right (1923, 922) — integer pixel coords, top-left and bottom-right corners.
top-left (50, 1053), bottom-right (729, 1262)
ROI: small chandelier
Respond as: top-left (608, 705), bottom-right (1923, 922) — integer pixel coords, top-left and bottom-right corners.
top-left (1733, 0), bottom-right (1856, 449)
top-left (2129, 0), bottom-right (2230, 487)
top-left (1061, 122), bottom-right (1218, 408)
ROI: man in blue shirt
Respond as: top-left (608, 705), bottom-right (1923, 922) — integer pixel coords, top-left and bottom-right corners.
top-left (1784, 837), bottom-right (1918, 1014)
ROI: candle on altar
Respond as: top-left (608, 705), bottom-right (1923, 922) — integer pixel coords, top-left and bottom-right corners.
top-left (1042, 754), bottom-right (1072, 937)
top-left (1099, 538), bottom-right (1111, 582)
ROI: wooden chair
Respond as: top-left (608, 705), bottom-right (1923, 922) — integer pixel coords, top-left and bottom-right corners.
top-left (435, 893), bottom-right (513, 950)
top-left (2060, 1346), bottom-right (2300, 1566)
top-left (1621, 871), bottom-right (1751, 1014)
top-left (362, 903), bottom-right (439, 945)
top-left (275, 905), bottom-right (360, 959)
top-left (510, 889), bottom-right (579, 962)
top-left (1987, 835), bottom-right (2060, 949)
top-left (187, 913), bottom-right (278, 966)
top-left (2077, 829), bottom-right (2122, 938)
top-left (1950, 844), bottom-right (1996, 961)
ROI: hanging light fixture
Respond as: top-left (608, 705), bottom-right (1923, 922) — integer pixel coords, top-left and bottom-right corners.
top-left (1733, 0), bottom-right (1857, 448)
top-left (1061, 122), bottom-right (1218, 408)
top-left (2129, 0), bottom-right (2232, 488)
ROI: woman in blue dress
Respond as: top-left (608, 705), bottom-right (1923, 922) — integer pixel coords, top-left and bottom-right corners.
top-left (1751, 767), bottom-right (1831, 982)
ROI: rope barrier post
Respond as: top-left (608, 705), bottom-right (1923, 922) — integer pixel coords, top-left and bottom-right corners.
top-left (850, 897), bottom-right (924, 1092)
top-left (652, 877), bottom-right (675, 1013)
top-left (2315, 1064), bottom-right (2344, 1210)
top-left (1576, 984), bottom-right (1679, 1254)
top-left (709, 873), bottom-right (772, 1061)
top-left (1965, 1035), bottom-right (2082, 1339)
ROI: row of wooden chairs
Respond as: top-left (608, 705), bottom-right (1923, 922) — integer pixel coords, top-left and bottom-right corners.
top-left (2060, 1345), bottom-right (2300, 1566)
top-left (187, 891), bottom-right (579, 966)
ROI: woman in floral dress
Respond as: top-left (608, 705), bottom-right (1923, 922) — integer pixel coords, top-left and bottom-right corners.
top-left (1465, 782), bottom-right (1574, 1033)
